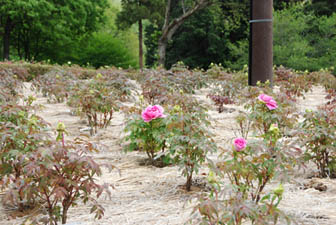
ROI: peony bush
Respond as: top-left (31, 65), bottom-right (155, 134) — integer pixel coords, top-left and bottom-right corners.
top-left (124, 105), bottom-right (168, 163)
top-left (195, 94), bottom-right (301, 225)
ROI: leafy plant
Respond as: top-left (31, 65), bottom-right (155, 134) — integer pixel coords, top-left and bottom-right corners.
top-left (193, 94), bottom-right (301, 224)
top-left (274, 66), bottom-right (313, 101)
top-left (239, 86), bottom-right (299, 137)
top-left (195, 184), bottom-right (290, 225)
top-left (0, 99), bottom-right (49, 195)
top-left (138, 65), bottom-right (208, 106)
top-left (207, 94), bottom-right (234, 113)
top-left (194, 134), bottom-right (297, 224)
top-left (165, 95), bottom-right (217, 191)
top-left (124, 105), bottom-right (167, 163)
top-left (19, 136), bottom-right (114, 225)
top-left (0, 68), bottom-right (23, 102)
top-left (206, 65), bottom-right (247, 113)
top-left (69, 71), bottom-right (134, 134)
top-left (308, 69), bottom-right (336, 91)
top-left (32, 69), bottom-right (77, 103)
top-left (299, 104), bottom-right (336, 177)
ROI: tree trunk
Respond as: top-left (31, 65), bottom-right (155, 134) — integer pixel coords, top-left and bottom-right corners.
top-left (17, 32), bottom-right (23, 59)
top-left (62, 206), bottom-right (69, 224)
top-left (158, 38), bottom-right (167, 67)
top-left (24, 40), bottom-right (30, 61)
top-left (157, 0), bottom-right (212, 67)
top-left (186, 172), bottom-right (193, 192)
top-left (3, 17), bottom-right (12, 61)
top-left (138, 19), bottom-right (143, 70)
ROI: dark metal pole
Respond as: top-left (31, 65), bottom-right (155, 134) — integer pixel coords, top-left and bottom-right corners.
top-left (248, 0), bottom-right (273, 86)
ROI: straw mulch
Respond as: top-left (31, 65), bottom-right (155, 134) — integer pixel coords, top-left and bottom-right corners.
top-left (1, 83), bottom-right (335, 225)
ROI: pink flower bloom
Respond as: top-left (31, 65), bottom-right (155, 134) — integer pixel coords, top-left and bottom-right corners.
top-left (266, 99), bottom-right (278, 110)
top-left (141, 105), bottom-right (166, 122)
top-left (234, 138), bottom-right (247, 151)
top-left (258, 94), bottom-right (278, 110)
top-left (258, 94), bottom-right (273, 103)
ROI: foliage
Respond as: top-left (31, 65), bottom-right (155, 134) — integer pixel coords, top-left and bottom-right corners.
top-left (307, 69), bottom-right (336, 90)
top-left (273, 4), bottom-right (314, 71)
top-left (0, 61), bottom-right (56, 81)
top-left (79, 32), bottom-right (138, 69)
top-left (274, 66), bottom-right (313, 101)
top-left (20, 136), bottom-right (113, 224)
top-left (137, 64), bottom-right (208, 105)
top-left (0, 85), bottom-right (114, 224)
top-left (0, 0), bottom-right (108, 62)
top-left (124, 106), bottom-right (167, 162)
top-left (194, 94), bottom-right (301, 224)
top-left (68, 70), bottom-right (134, 134)
top-left (207, 64), bottom-right (248, 113)
top-left (116, 0), bottom-right (164, 28)
top-left (0, 68), bottom-right (23, 102)
top-left (207, 94), bottom-right (234, 113)
top-left (124, 69), bottom-right (214, 190)
top-left (142, 0), bottom-right (336, 71)
top-left (165, 94), bottom-right (217, 191)
top-left (195, 185), bottom-right (290, 225)
top-left (0, 99), bottom-right (49, 204)
top-left (304, 0), bottom-right (336, 16)
top-left (146, 1), bottom-right (249, 69)
top-left (32, 69), bottom-right (77, 103)
top-left (274, 5), bottom-right (336, 72)
top-left (299, 104), bottom-right (336, 178)
top-left (238, 85), bottom-right (299, 137)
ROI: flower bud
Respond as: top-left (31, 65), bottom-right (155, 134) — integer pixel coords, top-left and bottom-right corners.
top-left (96, 73), bottom-right (103, 79)
top-left (273, 183), bottom-right (284, 197)
top-left (305, 109), bottom-right (312, 113)
top-left (269, 124), bottom-right (280, 134)
top-left (207, 171), bottom-right (217, 184)
top-left (18, 111), bottom-right (25, 118)
top-left (57, 122), bottom-right (66, 132)
top-left (173, 105), bottom-right (181, 112)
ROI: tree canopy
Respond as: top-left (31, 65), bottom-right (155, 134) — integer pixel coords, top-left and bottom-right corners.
top-left (0, 0), bottom-right (107, 61)
top-left (0, 0), bottom-right (334, 72)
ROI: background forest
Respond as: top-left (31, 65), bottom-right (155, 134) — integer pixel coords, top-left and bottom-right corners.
top-left (0, 0), bottom-right (335, 73)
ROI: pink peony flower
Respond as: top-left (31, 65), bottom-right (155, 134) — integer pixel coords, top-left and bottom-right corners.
top-left (258, 94), bottom-right (278, 110)
top-left (141, 105), bottom-right (166, 122)
top-left (234, 138), bottom-right (247, 151)
top-left (265, 99), bottom-right (278, 110)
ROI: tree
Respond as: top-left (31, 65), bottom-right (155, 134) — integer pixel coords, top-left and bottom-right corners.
top-left (35, 0), bottom-right (108, 63)
top-left (0, 0), bottom-right (107, 61)
top-left (273, 0), bottom-right (305, 10)
top-left (80, 32), bottom-right (138, 68)
top-left (158, 0), bottom-right (213, 66)
top-left (116, 0), bottom-right (164, 69)
top-left (146, 0), bottom-right (249, 69)
top-left (305, 0), bottom-right (336, 16)
top-left (0, 0), bottom-right (53, 60)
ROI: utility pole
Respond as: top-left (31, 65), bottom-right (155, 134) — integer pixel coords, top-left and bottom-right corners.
top-left (248, 0), bottom-right (273, 86)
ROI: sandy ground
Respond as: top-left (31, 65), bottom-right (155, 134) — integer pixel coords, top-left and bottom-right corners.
top-left (1, 83), bottom-right (335, 225)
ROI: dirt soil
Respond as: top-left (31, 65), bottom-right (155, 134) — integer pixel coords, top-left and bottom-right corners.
top-left (1, 83), bottom-right (335, 225)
